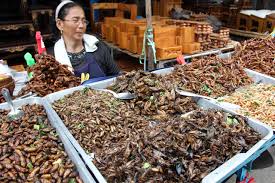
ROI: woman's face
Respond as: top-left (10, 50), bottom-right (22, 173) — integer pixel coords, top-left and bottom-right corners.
top-left (57, 6), bottom-right (87, 41)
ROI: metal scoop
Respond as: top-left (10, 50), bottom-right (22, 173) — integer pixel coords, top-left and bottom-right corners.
top-left (93, 88), bottom-right (136, 100)
top-left (175, 87), bottom-right (241, 111)
top-left (1, 88), bottom-right (24, 120)
top-left (16, 92), bottom-right (37, 100)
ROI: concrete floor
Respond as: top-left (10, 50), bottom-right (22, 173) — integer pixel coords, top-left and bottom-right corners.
top-left (115, 53), bottom-right (143, 72)
top-left (226, 146), bottom-right (275, 183)
top-left (250, 146), bottom-right (275, 183)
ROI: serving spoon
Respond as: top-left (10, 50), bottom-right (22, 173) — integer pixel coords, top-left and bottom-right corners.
top-left (1, 88), bottom-right (24, 120)
top-left (92, 88), bottom-right (136, 100)
top-left (175, 87), bottom-right (241, 111)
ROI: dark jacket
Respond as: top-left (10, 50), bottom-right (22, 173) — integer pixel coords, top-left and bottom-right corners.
top-left (48, 41), bottom-right (120, 76)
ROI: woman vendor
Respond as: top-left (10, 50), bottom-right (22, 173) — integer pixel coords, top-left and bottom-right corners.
top-left (49, 0), bottom-right (120, 79)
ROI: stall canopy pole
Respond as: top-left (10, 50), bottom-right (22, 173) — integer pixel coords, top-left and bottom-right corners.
top-left (145, 0), bottom-right (156, 71)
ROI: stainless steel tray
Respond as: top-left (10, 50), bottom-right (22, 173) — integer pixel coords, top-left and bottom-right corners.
top-left (218, 52), bottom-right (275, 80)
top-left (44, 82), bottom-right (273, 183)
top-left (0, 97), bottom-right (96, 183)
top-left (153, 67), bottom-right (275, 85)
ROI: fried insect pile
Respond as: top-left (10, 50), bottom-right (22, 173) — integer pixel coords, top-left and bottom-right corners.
top-left (234, 37), bottom-right (275, 77)
top-left (167, 58), bottom-right (252, 98)
top-left (0, 105), bottom-right (82, 183)
top-left (54, 88), bottom-right (260, 183)
top-left (19, 55), bottom-right (80, 97)
top-left (109, 71), bottom-right (198, 117)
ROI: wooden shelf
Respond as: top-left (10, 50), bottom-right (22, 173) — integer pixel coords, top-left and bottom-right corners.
top-left (229, 28), bottom-right (268, 38)
top-left (0, 40), bottom-right (35, 53)
top-left (0, 1), bottom-right (54, 63)
top-left (101, 38), bottom-right (237, 69)
top-left (0, 20), bottom-right (34, 33)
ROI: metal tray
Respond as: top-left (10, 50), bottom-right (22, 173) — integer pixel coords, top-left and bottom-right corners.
top-left (153, 67), bottom-right (275, 85)
top-left (0, 97), bottom-right (96, 183)
top-left (197, 100), bottom-right (273, 183)
top-left (44, 80), bottom-right (273, 183)
top-left (218, 52), bottom-right (275, 80)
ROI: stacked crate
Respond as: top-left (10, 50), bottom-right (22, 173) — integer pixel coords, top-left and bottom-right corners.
top-left (209, 28), bottom-right (230, 49)
top-left (218, 28), bottom-right (230, 38)
top-left (250, 15), bottom-right (266, 32)
top-left (194, 23), bottom-right (212, 51)
top-left (209, 5), bottom-right (224, 21)
top-left (153, 0), bottom-right (183, 16)
top-left (101, 17), bottom-right (144, 52)
top-left (154, 25), bottom-right (182, 60)
top-left (101, 17), bottom-right (232, 60)
top-left (236, 12), bottom-right (251, 31)
top-left (236, 10), bottom-right (275, 33)
top-left (263, 14), bottom-right (275, 33)
top-left (225, 5), bottom-right (239, 28)
top-left (178, 27), bottom-right (201, 54)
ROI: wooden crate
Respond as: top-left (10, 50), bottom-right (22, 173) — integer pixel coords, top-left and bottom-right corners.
top-left (119, 19), bottom-right (133, 32)
top-left (226, 5), bottom-right (239, 28)
top-left (156, 45), bottom-right (182, 60)
top-left (137, 36), bottom-right (144, 55)
top-left (182, 42), bottom-right (201, 54)
top-left (125, 34), bottom-right (133, 51)
top-left (153, 25), bottom-right (177, 37)
top-left (125, 21), bottom-right (145, 34)
top-left (153, 0), bottom-right (160, 15)
top-left (154, 36), bottom-right (176, 48)
top-left (90, 3), bottom-right (137, 32)
top-left (113, 26), bottom-right (120, 45)
top-left (105, 26), bottom-right (113, 42)
top-left (116, 3), bottom-right (137, 20)
top-left (179, 27), bottom-right (195, 43)
top-left (129, 35), bottom-right (138, 53)
top-left (209, 5), bottom-right (223, 20)
top-left (236, 13), bottom-right (250, 31)
top-left (249, 15), bottom-right (265, 32)
top-left (153, 25), bottom-right (177, 48)
top-left (176, 36), bottom-right (181, 45)
top-left (119, 32), bottom-right (129, 49)
top-left (135, 26), bottom-right (146, 37)
top-left (101, 24), bottom-right (108, 38)
top-left (263, 15), bottom-right (275, 33)
top-left (104, 17), bottom-right (123, 26)
top-left (160, 0), bottom-right (182, 17)
top-left (237, 0), bottom-right (253, 9)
